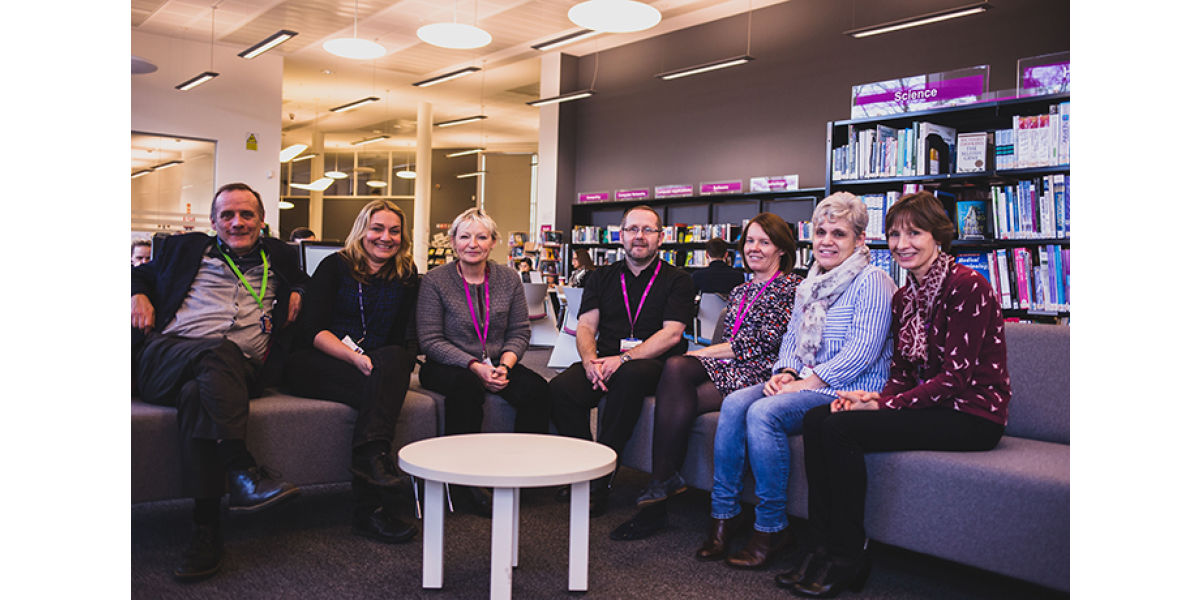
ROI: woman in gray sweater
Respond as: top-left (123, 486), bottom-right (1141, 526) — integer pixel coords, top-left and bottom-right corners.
top-left (416, 208), bottom-right (551, 513)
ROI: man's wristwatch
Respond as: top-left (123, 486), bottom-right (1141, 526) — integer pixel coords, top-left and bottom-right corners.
top-left (620, 353), bottom-right (632, 364)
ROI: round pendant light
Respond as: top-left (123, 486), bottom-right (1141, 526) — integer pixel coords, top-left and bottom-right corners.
top-left (396, 166), bottom-right (417, 179)
top-left (323, 37), bottom-right (386, 60)
top-left (366, 180), bottom-right (388, 188)
top-left (417, 22), bottom-right (492, 49)
top-left (324, 170), bottom-right (348, 179)
top-left (568, 0), bottom-right (661, 33)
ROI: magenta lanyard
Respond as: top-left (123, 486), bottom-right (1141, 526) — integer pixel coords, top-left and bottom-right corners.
top-left (729, 271), bottom-right (781, 339)
top-left (459, 262), bottom-right (490, 359)
top-left (620, 260), bottom-right (662, 335)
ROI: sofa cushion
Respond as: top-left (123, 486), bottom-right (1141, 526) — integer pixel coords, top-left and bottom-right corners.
top-left (1002, 323), bottom-right (1070, 444)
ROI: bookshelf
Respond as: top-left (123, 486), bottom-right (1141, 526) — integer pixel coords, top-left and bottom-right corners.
top-left (567, 188), bottom-right (825, 279)
top-left (825, 93), bottom-right (1070, 323)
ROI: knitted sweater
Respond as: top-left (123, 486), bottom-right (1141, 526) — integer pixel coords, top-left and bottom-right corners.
top-left (416, 260), bottom-right (530, 368)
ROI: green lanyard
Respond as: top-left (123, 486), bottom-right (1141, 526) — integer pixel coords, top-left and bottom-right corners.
top-left (219, 248), bottom-right (270, 310)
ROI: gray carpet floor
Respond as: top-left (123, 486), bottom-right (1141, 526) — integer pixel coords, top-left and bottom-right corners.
top-left (131, 349), bottom-right (1069, 598)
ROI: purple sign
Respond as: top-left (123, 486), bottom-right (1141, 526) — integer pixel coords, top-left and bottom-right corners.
top-left (616, 188), bottom-right (650, 201)
top-left (654, 184), bottom-right (693, 198)
top-left (750, 175), bottom-right (799, 192)
top-left (700, 181), bottom-right (742, 195)
top-left (578, 191), bottom-right (609, 203)
top-left (851, 65), bottom-right (989, 118)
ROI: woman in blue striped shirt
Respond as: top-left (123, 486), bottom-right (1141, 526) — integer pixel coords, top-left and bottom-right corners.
top-left (697, 192), bottom-right (896, 571)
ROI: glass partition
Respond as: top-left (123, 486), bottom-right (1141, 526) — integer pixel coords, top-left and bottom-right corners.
top-left (131, 132), bottom-right (216, 235)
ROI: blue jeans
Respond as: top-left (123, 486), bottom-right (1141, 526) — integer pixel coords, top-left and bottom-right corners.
top-left (710, 383), bottom-right (832, 532)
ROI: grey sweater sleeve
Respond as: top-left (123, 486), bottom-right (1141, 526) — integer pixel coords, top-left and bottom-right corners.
top-left (416, 260), bottom-right (530, 368)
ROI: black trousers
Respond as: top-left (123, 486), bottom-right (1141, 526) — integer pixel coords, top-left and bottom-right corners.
top-left (283, 345), bottom-right (416, 448)
top-left (548, 358), bottom-right (664, 459)
top-left (136, 333), bottom-right (263, 498)
top-left (801, 404), bottom-right (1005, 560)
top-left (419, 359), bottom-right (551, 436)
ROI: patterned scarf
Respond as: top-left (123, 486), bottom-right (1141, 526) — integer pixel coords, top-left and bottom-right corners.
top-left (896, 251), bottom-right (955, 363)
top-left (792, 245), bottom-right (872, 366)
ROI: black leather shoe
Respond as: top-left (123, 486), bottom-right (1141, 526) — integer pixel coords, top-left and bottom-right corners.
top-left (352, 508), bottom-right (419, 544)
top-left (790, 552), bottom-right (871, 598)
top-left (351, 452), bottom-right (407, 488)
top-left (449, 485), bottom-right (493, 517)
top-left (172, 523), bottom-right (222, 582)
top-left (775, 547), bottom-right (827, 588)
top-left (724, 526), bottom-right (793, 569)
top-left (610, 504), bottom-right (668, 541)
top-left (227, 466), bottom-right (300, 513)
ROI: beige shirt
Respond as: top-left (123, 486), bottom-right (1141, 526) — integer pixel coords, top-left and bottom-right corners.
top-left (162, 255), bottom-right (278, 362)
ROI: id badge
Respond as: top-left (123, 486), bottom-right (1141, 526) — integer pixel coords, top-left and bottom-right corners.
top-left (340, 335), bottom-right (364, 354)
top-left (482, 356), bottom-right (494, 367)
top-left (620, 338), bottom-right (641, 353)
top-left (259, 313), bottom-right (273, 335)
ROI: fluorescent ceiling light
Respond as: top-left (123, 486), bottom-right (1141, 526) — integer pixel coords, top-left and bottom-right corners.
top-left (417, 22), bottom-right (492, 49)
top-left (330, 96), bottom-right (380, 113)
top-left (351, 135), bottom-right (390, 146)
top-left (280, 144), bottom-right (308, 162)
top-left (279, 200), bottom-right (295, 210)
top-left (325, 170), bottom-right (348, 179)
top-left (175, 71), bottom-right (218, 91)
top-left (434, 115), bottom-right (487, 128)
top-left (527, 89), bottom-right (595, 107)
top-left (456, 171), bottom-right (486, 179)
top-left (413, 66), bottom-right (481, 88)
top-left (446, 148), bottom-right (484, 158)
top-left (153, 160), bottom-right (183, 170)
top-left (291, 153), bottom-right (316, 162)
top-left (238, 30), bottom-right (298, 59)
top-left (532, 29), bottom-right (600, 51)
top-left (844, 2), bottom-right (991, 38)
top-left (568, 0), bottom-right (661, 33)
top-left (365, 180), bottom-right (388, 188)
top-left (289, 177), bottom-right (335, 191)
top-left (131, 169), bottom-right (152, 179)
top-left (657, 55), bottom-right (754, 81)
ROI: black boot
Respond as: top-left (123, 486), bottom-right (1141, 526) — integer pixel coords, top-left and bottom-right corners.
top-left (790, 550), bottom-right (871, 598)
top-left (227, 466), bottom-right (300, 513)
top-left (352, 507), bottom-right (419, 544)
top-left (172, 523), bottom-right (222, 582)
top-left (775, 547), bottom-right (827, 588)
top-left (351, 451), bottom-right (408, 488)
top-left (610, 502), bottom-right (668, 541)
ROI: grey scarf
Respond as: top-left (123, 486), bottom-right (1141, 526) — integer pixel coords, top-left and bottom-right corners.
top-left (791, 246), bottom-right (872, 366)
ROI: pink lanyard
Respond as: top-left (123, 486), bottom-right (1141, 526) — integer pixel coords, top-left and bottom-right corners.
top-left (459, 262), bottom-right (491, 359)
top-left (620, 260), bottom-right (662, 336)
top-left (729, 271), bottom-right (781, 339)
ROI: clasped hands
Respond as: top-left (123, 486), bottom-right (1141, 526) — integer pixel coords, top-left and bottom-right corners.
top-left (831, 390), bottom-right (881, 412)
top-left (470, 361), bottom-right (511, 392)
top-left (584, 355), bottom-right (625, 392)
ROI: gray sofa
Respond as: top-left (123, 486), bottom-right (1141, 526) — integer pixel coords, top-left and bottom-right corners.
top-left (131, 323), bottom-right (1068, 592)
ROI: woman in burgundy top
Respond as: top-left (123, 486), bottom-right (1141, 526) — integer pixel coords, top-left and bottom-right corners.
top-left (610, 212), bottom-right (800, 541)
top-left (781, 191), bottom-right (1011, 598)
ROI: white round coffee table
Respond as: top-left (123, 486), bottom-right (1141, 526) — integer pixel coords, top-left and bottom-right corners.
top-left (397, 433), bottom-right (616, 600)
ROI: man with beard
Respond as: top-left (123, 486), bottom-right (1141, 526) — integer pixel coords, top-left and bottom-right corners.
top-left (132, 183), bottom-right (307, 581)
top-left (549, 205), bottom-right (696, 516)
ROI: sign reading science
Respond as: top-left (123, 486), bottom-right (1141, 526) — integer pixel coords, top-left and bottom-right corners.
top-left (851, 65), bottom-right (989, 119)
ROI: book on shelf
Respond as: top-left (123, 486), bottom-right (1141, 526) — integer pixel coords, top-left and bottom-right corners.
top-left (606, 225), bottom-right (622, 243)
top-left (1010, 101), bottom-right (1070, 169)
top-left (862, 194), bottom-right (887, 241)
top-left (956, 200), bottom-right (988, 240)
top-left (956, 131), bottom-right (989, 173)
top-left (956, 252), bottom-right (991, 285)
top-left (988, 175), bottom-right (1071, 240)
top-left (993, 127), bottom-right (1015, 170)
top-left (662, 225), bottom-right (676, 243)
top-left (916, 122), bottom-right (956, 176)
top-left (541, 230), bottom-right (563, 245)
top-left (796, 220), bottom-right (812, 242)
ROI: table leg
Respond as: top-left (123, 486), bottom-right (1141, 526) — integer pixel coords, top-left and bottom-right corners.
top-left (491, 487), bottom-right (516, 600)
top-left (423, 479), bottom-right (445, 589)
top-left (512, 488), bottom-right (520, 567)
top-left (568, 480), bottom-right (589, 591)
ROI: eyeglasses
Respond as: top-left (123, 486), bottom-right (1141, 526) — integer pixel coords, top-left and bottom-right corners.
top-left (621, 226), bottom-right (661, 236)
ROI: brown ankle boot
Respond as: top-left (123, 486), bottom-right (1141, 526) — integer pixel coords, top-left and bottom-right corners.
top-left (724, 527), bottom-right (793, 569)
top-left (694, 512), bottom-right (748, 561)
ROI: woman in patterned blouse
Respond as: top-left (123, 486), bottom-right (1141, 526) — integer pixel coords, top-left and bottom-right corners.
top-left (609, 212), bottom-right (800, 542)
top-left (781, 191), bottom-right (1011, 598)
top-left (698, 193), bottom-right (897, 571)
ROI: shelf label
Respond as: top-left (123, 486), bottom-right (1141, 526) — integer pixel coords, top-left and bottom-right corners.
top-left (699, 180), bottom-right (743, 195)
top-left (615, 188), bottom-right (650, 201)
top-left (654, 184), bottom-right (693, 198)
top-left (750, 175), bottom-right (799, 192)
top-left (851, 65), bottom-right (989, 119)
top-left (578, 191), bottom-right (609, 203)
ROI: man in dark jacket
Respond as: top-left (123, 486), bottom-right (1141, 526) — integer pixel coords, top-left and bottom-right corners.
top-left (131, 183), bottom-right (307, 582)
top-left (690, 238), bottom-right (744, 295)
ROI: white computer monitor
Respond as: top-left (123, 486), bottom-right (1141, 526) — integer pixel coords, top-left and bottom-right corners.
top-left (298, 240), bottom-right (343, 276)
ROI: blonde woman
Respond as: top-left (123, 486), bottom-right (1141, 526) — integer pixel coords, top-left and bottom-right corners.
top-left (283, 200), bottom-right (421, 544)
